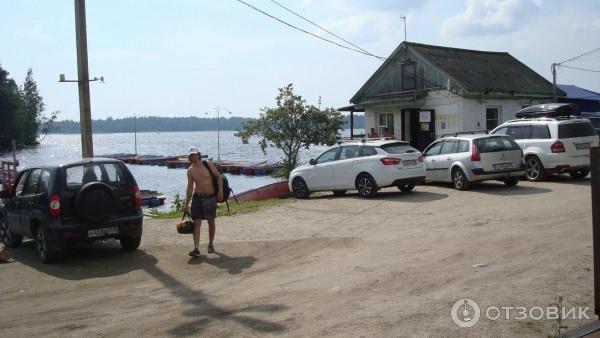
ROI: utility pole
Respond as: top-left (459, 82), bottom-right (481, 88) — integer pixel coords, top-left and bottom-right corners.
top-left (551, 63), bottom-right (557, 101)
top-left (75, 0), bottom-right (93, 158)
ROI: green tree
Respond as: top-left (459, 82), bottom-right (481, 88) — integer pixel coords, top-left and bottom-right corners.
top-left (0, 64), bottom-right (23, 150)
top-left (235, 84), bottom-right (344, 178)
top-left (21, 68), bottom-right (45, 145)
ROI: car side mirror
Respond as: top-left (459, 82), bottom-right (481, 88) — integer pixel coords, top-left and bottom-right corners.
top-left (309, 159), bottom-right (316, 165)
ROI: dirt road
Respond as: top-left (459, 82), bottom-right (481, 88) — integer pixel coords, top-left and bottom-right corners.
top-left (0, 176), bottom-right (596, 337)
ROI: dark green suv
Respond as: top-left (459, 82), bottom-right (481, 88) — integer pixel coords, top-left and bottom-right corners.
top-left (0, 158), bottom-right (143, 263)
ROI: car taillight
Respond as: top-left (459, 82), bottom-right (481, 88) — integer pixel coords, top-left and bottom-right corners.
top-left (471, 143), bottom-right (481, 161)
top-left (132, 184), bottom-right (142, 208)
top-left (417, 155), bottom-right (424, 162)
top-left (551, 141), bottom-right (565, 153)
top-left (380, 158), bottom-right (401, 165)
top-left (49, 194), bottom-right (61, 217)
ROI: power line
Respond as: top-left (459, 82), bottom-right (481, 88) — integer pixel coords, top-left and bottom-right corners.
top-left (268, 0), bottom-right (386, 60)
top-left (559, 64), bottom-right (600, 73)
top-left (558, 47), bottom-right (600, 65)
top-left (234, 0), bottom-right (385, 60)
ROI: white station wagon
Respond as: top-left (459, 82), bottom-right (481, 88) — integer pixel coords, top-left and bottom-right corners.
top-left (289, 140), bottom-right (426, 198)
top-left (423, 134), bottom-right (526, 190)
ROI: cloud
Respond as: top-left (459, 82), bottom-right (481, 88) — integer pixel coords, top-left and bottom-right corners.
top-left (441, 0), bottom-right (543, 37)
top-left (314, 10), bottom-right (407, 58)
top-left (298, 0), bottom-right (425, 13)
top-left (572, 20), bottom-right (600, 32)
top-left (15, 25), bottom-right (52, 41)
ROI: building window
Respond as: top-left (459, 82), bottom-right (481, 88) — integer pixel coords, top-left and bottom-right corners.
top-left (486, 107), bottom-right (500, 130)
top-left (378, 113), bottom-right (394, 137)
top-left (402, 63), bottom-right (416, 91)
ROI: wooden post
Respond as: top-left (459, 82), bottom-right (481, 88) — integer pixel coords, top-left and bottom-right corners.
top-left (75, 0), bottom-right (94, 158)
top-left (591, 147), bottom-right (600, 316)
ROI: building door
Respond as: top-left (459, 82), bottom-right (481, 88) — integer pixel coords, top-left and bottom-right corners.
top-left (401, 109), bottom-right (436, 151)
top-left (378, 113), bottom-right (394, 138)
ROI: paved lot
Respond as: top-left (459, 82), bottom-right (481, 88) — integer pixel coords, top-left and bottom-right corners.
top-left (0, 175), bottom-right (596, 337)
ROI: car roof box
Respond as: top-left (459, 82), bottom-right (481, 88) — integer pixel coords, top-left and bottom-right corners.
top-left (515, 103), bottom-right (577, 118)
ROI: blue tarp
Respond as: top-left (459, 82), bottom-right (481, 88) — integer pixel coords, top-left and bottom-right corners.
top-left (557, 84), bottom-right (600, 114)
top-left (558, 84), bottom-right (600, 100)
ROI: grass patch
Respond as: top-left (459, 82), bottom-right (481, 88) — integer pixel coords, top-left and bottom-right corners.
top-left (150, 198), bottom-right (292, 219)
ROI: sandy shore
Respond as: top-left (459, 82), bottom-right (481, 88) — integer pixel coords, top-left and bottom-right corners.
top-left (0, 175), bottom-right (596, 337)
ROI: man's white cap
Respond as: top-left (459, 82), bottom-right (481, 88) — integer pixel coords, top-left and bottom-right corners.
top-left (187, 146), bottom-right (200, 157)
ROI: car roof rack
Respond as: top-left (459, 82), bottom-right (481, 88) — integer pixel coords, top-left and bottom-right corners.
top-left (441, 130), bottom-right (488, 138)
top-left (515, 103), bottom-right (577, 118)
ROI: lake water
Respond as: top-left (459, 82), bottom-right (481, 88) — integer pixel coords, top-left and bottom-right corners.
top-left (1, 129), bottom-right (363, 210)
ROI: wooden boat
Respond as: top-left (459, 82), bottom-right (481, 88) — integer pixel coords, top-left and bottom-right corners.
top-left (140, 190), bottom-right (166, 207)
top-left (235, 180), bottom-right (290, 202)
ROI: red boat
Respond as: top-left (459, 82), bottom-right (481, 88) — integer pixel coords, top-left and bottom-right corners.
top-left (235, 180), bottom-right (290, 202)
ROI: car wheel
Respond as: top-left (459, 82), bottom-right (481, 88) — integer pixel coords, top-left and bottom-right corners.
top-left (503, 177), bottom-right (519, 187)
top-left (120, 236), bottom-right (141, 251)
top-left (356, 174), bottom-right (378, 198)
top-left (525, 156), bottom-right (545, 182)
top-left (292, 178), bottom-right (310, 199)
top-left (452, 168), bottom-right (471, 191)
top-left (0, 215), bottom-right (23, 248)
top-left (332, 190), bottom-right (347, 197)
top-left (35, 226), bottom-right (59, 263)
top-left (569, 168), bottom-right (590, 179)
top-left (397, 183), bottom-right (415, 192)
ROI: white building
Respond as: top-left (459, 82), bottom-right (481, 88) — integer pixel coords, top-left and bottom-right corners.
top-left (339, 42), bottom-right (563, 150)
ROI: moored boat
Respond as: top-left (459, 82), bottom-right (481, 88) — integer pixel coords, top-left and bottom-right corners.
top-left (235, 180), bottom-right (290, 202)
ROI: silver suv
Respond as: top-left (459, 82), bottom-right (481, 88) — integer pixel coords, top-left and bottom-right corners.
top-left (490, 105), bottom-right (599, 181)
top-left (423, 134), bottom-right (526, 190)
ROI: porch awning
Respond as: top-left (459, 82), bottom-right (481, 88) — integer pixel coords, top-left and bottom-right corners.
top-left (337, 104), bottom-right (365, 112)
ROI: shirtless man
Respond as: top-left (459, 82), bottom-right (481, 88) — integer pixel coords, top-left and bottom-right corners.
top-left (182, 146), bottom-right (223, 257)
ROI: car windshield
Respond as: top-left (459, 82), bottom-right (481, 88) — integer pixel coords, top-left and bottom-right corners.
top-left (558, 122), bottom-right (597, 138)
top-left (474, 136), bottom-right (520, 153)
top-left (379, 142), bottom-right (418, 154)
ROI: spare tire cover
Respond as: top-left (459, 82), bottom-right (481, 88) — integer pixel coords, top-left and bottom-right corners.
top-left (75, 182), bottom-right (116, 223)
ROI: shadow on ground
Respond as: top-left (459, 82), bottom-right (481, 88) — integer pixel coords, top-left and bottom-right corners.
top-left (542, 174), bottom-right (591, 186)
top-left (424, 181), bottom-right (554, 196)
top-left (187, 250), bottom-right (257, 275)
top-left (9, 239), bottom-right (158, 279)
top-left (9, 239), bottom-right (287, 335)
top-left (312, 189), bottom-right (449, 203)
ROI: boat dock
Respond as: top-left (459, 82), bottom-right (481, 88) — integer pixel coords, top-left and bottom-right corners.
top-left (100, 153), bottom-right (282, 176)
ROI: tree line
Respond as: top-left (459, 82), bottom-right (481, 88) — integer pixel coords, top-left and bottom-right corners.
top-left (50, 114), bottom-right (364, 133)
top-left (0, 64), bottom-right (57, 151)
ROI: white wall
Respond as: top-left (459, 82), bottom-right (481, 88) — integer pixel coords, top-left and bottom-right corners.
top-left (460, 97), bottom-right (547, 131)
top-left (362, 91), bottom-right (547, 139)
top-left (421, 90), bottom-right (461, 138)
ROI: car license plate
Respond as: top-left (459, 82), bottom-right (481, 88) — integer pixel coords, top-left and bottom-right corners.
top-left (88, 226), bottom-right (119, 238)
top-left (403, 160), bottom-right (417, 166)
top-left (575, 143), bottom-right (590, 150)
top-left (493, 163), bottom-right (513, 170)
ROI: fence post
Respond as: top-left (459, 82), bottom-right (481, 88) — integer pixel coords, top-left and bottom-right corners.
top-left (592, 147), bottom-right (600, 316)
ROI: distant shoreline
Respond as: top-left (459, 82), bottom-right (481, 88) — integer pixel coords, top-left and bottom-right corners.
top-left (47, 115), bottom-right (364, 134)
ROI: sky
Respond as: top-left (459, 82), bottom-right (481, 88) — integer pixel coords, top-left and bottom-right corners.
top-left (1, 0), bottom-right (599, 121)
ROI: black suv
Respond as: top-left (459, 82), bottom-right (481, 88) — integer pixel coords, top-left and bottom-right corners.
top-left (0, 158), bottom-right (143, 263)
